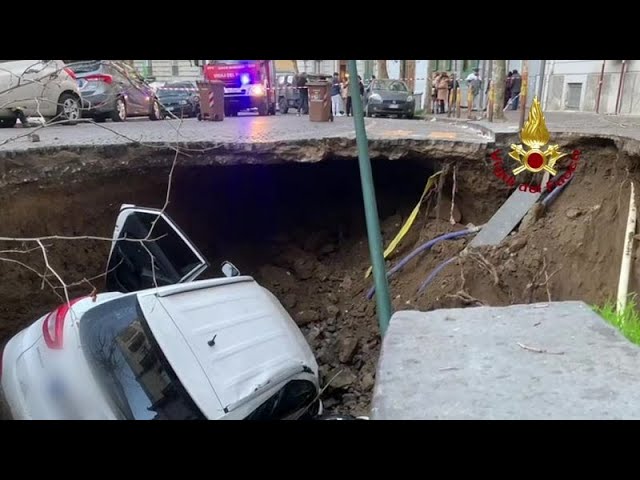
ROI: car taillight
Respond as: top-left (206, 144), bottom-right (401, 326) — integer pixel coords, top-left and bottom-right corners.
top-left (42, 297), bottom-right (86, 350)
top-left (84, 74), bottom-right (113, 84)
top-left (63, 67), bottom-right (77, 80)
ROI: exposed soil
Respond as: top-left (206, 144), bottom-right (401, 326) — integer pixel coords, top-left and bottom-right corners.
top-left (1, 136), bottom-right (638, 417)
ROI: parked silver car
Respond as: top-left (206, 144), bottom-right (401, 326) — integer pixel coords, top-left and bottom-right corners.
top-left (0, 60), bottom-right (81, 127)
top-left (72, 60), bottom-right (162, 122)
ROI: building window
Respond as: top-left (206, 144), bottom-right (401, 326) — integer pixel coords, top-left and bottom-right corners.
top-left (566, 83), bottom-right (582, 110)
top-left (172, 60), bottom-right (179, 76)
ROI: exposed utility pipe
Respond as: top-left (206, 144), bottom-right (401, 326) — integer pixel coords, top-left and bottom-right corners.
top-left (595, 60), bottom-right (606, 114)
top-left (617, 182), bottom-right (636, 315)
top-left (417, 179), bottom-right (574, 297)
top-left (348, 60), bottom-right (392, 334)
top-left (418, 257), bottom-right (458, 293)
top-left (366, 225), bottom-right (483, 300)
top-left (542, 176), bottom-right (573, 207)
top-left (615, 60), bottom-right (627, 115)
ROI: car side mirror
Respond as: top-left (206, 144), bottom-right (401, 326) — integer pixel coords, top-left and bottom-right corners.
top-left (221, 261), bottom-right (241, 278)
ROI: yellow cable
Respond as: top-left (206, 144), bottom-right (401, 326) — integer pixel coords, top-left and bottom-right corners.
top-left (364, 170), bottom-right (442, 279)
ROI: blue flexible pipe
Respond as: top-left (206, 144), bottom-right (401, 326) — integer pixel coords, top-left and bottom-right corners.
top-left (366, 225), bottom-right (483, 300)
top-left (417, 256), bottom-right (458, 293)
top-left (542, 176), bottom-right (572, 207)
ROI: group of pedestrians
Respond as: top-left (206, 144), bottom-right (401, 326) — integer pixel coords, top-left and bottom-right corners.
top-left (331, 72), bottom-right (365, 117)
top-left (431, 67), bottom-right (523, 114)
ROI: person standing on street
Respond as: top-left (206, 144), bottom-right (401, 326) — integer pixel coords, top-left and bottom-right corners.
top-left (465, 67), bottom-right (482, 111)
top-left (504, 71), bottom-right (513, 108)
top-left (331, 72), bottom-right (343, 117)
top-left (436, 73), bottom-right (449, 114)
top-left (510, 70), bottom-right (522, 110)
top-left (296, 72), bottom-right (308, 115)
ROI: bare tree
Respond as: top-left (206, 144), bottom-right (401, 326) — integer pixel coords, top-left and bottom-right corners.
top-left (376, 60), bottom-right (389, 79)
top-left (425, 60), bottom-right (434, 114)
top-left (405, 60), bottom-right (416, 92)
top-left (492, 60), bottom-right (507, 120)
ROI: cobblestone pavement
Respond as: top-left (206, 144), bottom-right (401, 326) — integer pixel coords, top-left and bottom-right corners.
top-left (0, 113), bottom-right (491, 153)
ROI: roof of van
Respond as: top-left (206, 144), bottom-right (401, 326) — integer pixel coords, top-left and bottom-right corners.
top-left (137, 277), bottom-right (318, 419)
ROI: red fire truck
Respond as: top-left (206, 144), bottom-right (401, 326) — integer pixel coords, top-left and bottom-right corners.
top-left (202, 60), bottom-right (277, 116)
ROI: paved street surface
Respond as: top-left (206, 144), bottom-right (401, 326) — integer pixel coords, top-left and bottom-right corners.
top-left (0, 114), bottom-right (490, 153)
top-left (373, 302), bottom-right (640, 420)
top-left (463, 110), bottom-right (640, 141)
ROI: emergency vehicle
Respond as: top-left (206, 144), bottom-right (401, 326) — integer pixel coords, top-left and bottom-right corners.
top-left (203, 60), bottom-right (277, 116)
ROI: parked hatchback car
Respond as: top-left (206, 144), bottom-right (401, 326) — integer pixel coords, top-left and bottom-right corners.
top-left (364, 79), bottom-right (415, 119)
top-left (72, 60), bottom-right (163, 122)
top-left (157, 82), bottom-right (200, 119)
top-left (0, 205), bottom-right (322, 420)
top-left (0, 60), bottom-right (81, 127)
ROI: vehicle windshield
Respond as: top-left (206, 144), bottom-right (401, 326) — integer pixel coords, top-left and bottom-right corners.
top-left (79, 295), bottom-right (205, 420)
top-left (158, 85), bottom-right (194, 97)
top-left (372, 80), bottom-right (408, 92)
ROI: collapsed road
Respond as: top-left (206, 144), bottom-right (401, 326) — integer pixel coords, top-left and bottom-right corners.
top-left (2, 113), bottom-right (640, 417)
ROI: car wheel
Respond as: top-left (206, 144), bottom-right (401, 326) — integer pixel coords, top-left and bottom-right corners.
top-left (0, 117), bottom-right (17, 128)
top-left (57, 93), bottom-right (81, 125)
top-left (149, 99), bottom-right (162, 120)
top-left (279, 98), bottom-right (288, 114)
top-left (405, 113), bottom-right (414, 119)
top-left (111, 98), bottom-right (127, 122)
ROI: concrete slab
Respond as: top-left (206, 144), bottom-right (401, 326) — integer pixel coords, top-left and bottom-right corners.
top-left (468, 188), bottom-right (540, 248)
top-left (371, 302), bottom-right (640, 420)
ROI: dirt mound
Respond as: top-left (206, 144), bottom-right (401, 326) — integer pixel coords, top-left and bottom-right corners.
top-left (382, 140), bottom-right (637, 314)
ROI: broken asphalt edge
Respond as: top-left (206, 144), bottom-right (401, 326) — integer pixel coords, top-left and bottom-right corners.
top-left (1, 122), bottom-right (640, 187)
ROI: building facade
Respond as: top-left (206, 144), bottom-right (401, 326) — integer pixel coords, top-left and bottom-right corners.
top-left (541, 60), bottom-right (640, 115)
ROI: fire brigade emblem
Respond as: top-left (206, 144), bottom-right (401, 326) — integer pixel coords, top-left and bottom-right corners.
top-left (509, 97), bottom-right (567, 176)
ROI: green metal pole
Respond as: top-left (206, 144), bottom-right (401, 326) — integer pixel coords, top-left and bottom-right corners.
top-left (347, 60), bottom-right (393, 336)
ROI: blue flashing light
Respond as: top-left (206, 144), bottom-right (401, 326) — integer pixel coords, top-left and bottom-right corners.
top-left (240, 73), bottom-right (251, 85)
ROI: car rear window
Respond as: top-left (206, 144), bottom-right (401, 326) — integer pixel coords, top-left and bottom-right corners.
top-left (79, 295), bottom-right (205, 420)
top-left (71, 60), bottom-right (103, 74)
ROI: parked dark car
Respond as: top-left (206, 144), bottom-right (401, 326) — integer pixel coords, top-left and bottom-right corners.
top-left (157, 82), bottom-right (200, 119)
top-left (72, 60), bottom-right (163, 122)
top-left (364, 79), bottom-right (415, 119)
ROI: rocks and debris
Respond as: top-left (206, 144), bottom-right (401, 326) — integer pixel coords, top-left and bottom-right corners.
top-left (338, 337), bottom-right (359, 364)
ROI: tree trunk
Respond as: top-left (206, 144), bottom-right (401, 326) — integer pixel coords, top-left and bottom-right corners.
top-left (405, 60), bottom-right (416, 92)
top-left (291, 61), bottom-right (299, 74)
top-left (425, 60), bottom-right (434, 114)
top-left (377, 60), bottom-right (389, 79)
top-left (492, 60), bottom-right (506, 120)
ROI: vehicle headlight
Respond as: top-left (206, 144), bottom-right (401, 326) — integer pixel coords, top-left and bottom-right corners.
top-left (249, 85), bottom-right (265, 96)
top-left (369, 93), bottom-right (382, 103)
top-left (180, 100), bottom-right (188, 105)
top-left (406, 95), bottom-right (414, 102)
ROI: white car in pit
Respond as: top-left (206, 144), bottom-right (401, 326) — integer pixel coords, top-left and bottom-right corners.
top-left (0, 205), bottom-right (322, 420)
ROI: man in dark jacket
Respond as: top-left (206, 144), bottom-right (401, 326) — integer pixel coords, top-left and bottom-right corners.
top-left (296, 72), bottom-right (308, 115)
top-left (510, 70), bottom-right (522, 110)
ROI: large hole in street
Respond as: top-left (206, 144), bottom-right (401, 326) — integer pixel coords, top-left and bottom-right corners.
top-left (1, 138), bottom-right (638, 415)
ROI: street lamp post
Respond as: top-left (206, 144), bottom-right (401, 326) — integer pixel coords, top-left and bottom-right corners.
top-left (347, 60), bottom-right (393, 336)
